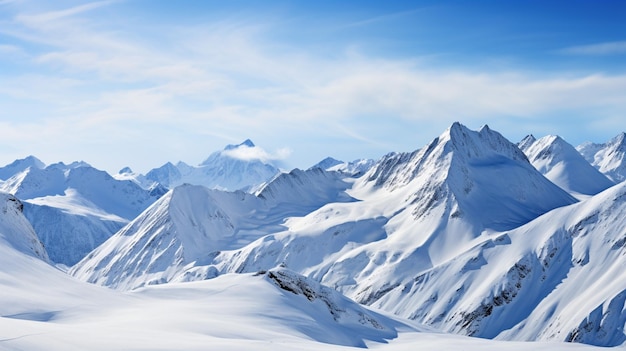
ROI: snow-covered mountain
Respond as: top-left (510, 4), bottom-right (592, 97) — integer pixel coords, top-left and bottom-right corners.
top-left (71, 184), bottom-right (271, 289)
top-left (145, 139), bottom-right (281, 191)
top-left (577, 132), bottom-right (626, 183)
top-left (71, 167), bottom-right (356, 290)
top-left (0, 162), bottom-right (160, 265)
top-left (520, 135), bottom-right (614, 197)
top-left (376, 179), bottom-right (626, 346)
top-left (210, 122), bottom-right (577, 299)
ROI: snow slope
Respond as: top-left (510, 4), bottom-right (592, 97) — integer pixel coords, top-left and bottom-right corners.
top-left (145, 139), bottom-right (280, 191)
top-left (0, 204), bottom-right (409, 351)
top-left (520, 135), bottom-right (614, 197)
top-left (578, 132), bottom-right (626, 183)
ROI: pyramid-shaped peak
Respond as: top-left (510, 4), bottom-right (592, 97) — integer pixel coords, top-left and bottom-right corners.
top-left (225, 139), bottom-right (256, 150)
top-left (311, 157), bottom-right (343, 170)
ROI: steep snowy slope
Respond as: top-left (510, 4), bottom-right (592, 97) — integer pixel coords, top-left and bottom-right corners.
top-left (0, 163), bottom-right (160, 265)
top-left (145, 139), bottom-right (280, 191)
top-left (70, 185), bottom-right (274, 289)
top-left (370, 180), bottom-right (626, 346)
top-left (578, 132), bottom-right (626, 183)
top-left (520, 135), bottom-right (614, 197)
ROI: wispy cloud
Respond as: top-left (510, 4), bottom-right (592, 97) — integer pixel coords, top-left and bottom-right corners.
top-left (560, 41), bottom-right (626, 56)
top-left (15, 0), bottom-right (117, 26)
top-left (222, 144), bottom-right (291, 163)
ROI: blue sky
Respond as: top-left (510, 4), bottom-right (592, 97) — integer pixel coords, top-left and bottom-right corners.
top-left (1, 0), bottom-right (626, 173)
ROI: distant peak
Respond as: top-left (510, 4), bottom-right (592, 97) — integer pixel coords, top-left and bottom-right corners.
top-left (5, 155), bottom-right (45, 169)
top-left (119, 166), bottom-right (133, 174)
top-left (311, 157), bottom-right (343, 170)
top-left (225, 139), bottom-right (255, 150)
top-left (479, 124), bottom-right (491, 132)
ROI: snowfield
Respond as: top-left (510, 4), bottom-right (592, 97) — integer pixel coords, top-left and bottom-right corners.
top-left (2, 123), bottom-right (626, 350)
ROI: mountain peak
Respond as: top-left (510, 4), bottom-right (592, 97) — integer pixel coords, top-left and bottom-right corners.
top-left (518, 134), bottom-right (537, 152)
top-left (0, 156), bottom-right (46, 181)
top-left (311, 157), bottom-right (344, 170)
top-left (225, 139), bottom-right (255, 150)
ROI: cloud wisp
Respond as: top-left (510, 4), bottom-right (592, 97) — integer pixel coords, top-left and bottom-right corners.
top-left (561, 41), bottom-right (626, 56)
top-left (222, 144), bottom-right (291, 163)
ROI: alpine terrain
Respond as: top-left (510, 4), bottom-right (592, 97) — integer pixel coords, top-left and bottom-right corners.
top-left (1, 122), bottom-right (625, 350)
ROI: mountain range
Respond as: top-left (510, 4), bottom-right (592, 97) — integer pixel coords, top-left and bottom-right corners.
top-left (1, 123), bottom-right (626, 350)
